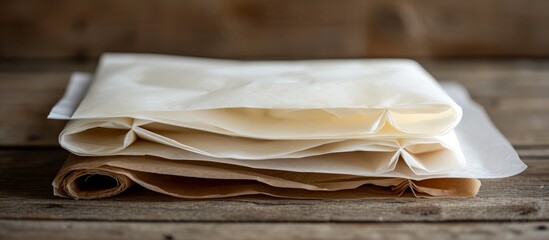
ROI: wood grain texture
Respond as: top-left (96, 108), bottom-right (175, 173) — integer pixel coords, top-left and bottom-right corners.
top-left (1, 0), bottom-right (549, 59)
top-left (0, 149), bottom-right (546, 222)
top-left (0, 72), bottom-right (70, 146)
top-left (1, 220), bottom-right (548, 240)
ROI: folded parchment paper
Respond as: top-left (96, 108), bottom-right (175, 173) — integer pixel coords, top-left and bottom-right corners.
top-left (53, 54), bottom-right (463, 140)
top-left (49, 54), bottom-right (526, 199)
top-left (53, 54), bottom-right (469, 178)
top-left (50, 76), bottom-right (525, 178)
top-left (50, 75), bottom-right (525, 199)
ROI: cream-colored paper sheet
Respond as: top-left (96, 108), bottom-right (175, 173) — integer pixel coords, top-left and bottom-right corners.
top-left (50, 73), bottom-right (526, 179)
top-left (54, 54), bottom-right (462, 139)
top-left (53, 54), bottom-right (467, 177)
top-left (61, 118), bottom-right (466, 176)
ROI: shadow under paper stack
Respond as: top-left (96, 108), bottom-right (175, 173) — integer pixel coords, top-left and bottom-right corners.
top-left (48, 54), bottom-right (526, 199)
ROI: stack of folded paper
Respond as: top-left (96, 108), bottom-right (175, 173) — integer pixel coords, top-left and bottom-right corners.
top-left (48, 54), bottom-right (526, 199)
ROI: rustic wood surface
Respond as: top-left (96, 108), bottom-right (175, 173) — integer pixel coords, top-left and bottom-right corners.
top-left (0, 60), bottom-right (548, 239)
top-left (2, 0), bottom-right (549, 59)
top-left (1, 221), bottom-right (548, 240)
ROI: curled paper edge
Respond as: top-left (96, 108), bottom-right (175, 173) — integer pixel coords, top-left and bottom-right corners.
top-left (48, 72), bottom-right (93, 120)
top-left (443, 82), bottom-right (527, 178)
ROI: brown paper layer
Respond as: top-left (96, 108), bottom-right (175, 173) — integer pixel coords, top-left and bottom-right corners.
top-left (53, 155), bottom-right (480, 200)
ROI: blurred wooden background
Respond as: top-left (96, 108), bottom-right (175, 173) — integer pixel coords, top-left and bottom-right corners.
top-left (2, 0), bottom-right (549, 60)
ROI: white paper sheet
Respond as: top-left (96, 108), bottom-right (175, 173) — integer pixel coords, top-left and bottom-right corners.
top-left (55, 54), bottom-right (463, 139)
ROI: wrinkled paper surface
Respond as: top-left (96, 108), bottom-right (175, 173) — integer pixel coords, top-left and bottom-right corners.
top-left (56, 54), bottom-right (463, 139)
top-left (49, 54), bottom-right (526, 199)
top-left (54, 154), bottom-right (480, 199)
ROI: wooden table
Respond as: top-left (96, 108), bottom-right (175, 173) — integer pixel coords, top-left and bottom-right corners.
top-left (0, 59), bottom-right (548, 239)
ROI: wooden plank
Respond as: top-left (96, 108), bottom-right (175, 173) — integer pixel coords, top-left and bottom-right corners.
top-left (0, 149), bottom-right (547, 222)
top-left (423, 59), bottom-right (549, 98)
top-left (518, 147), bottom-right (549, 159)
top-left (2, 0), bottom-right (549, 59)
top-left (1, 220), bottom-right (548, 240)
top-left (422, 59), bottom-right (549, 145)
top-left (0, 73), bottom-right (70, 146)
